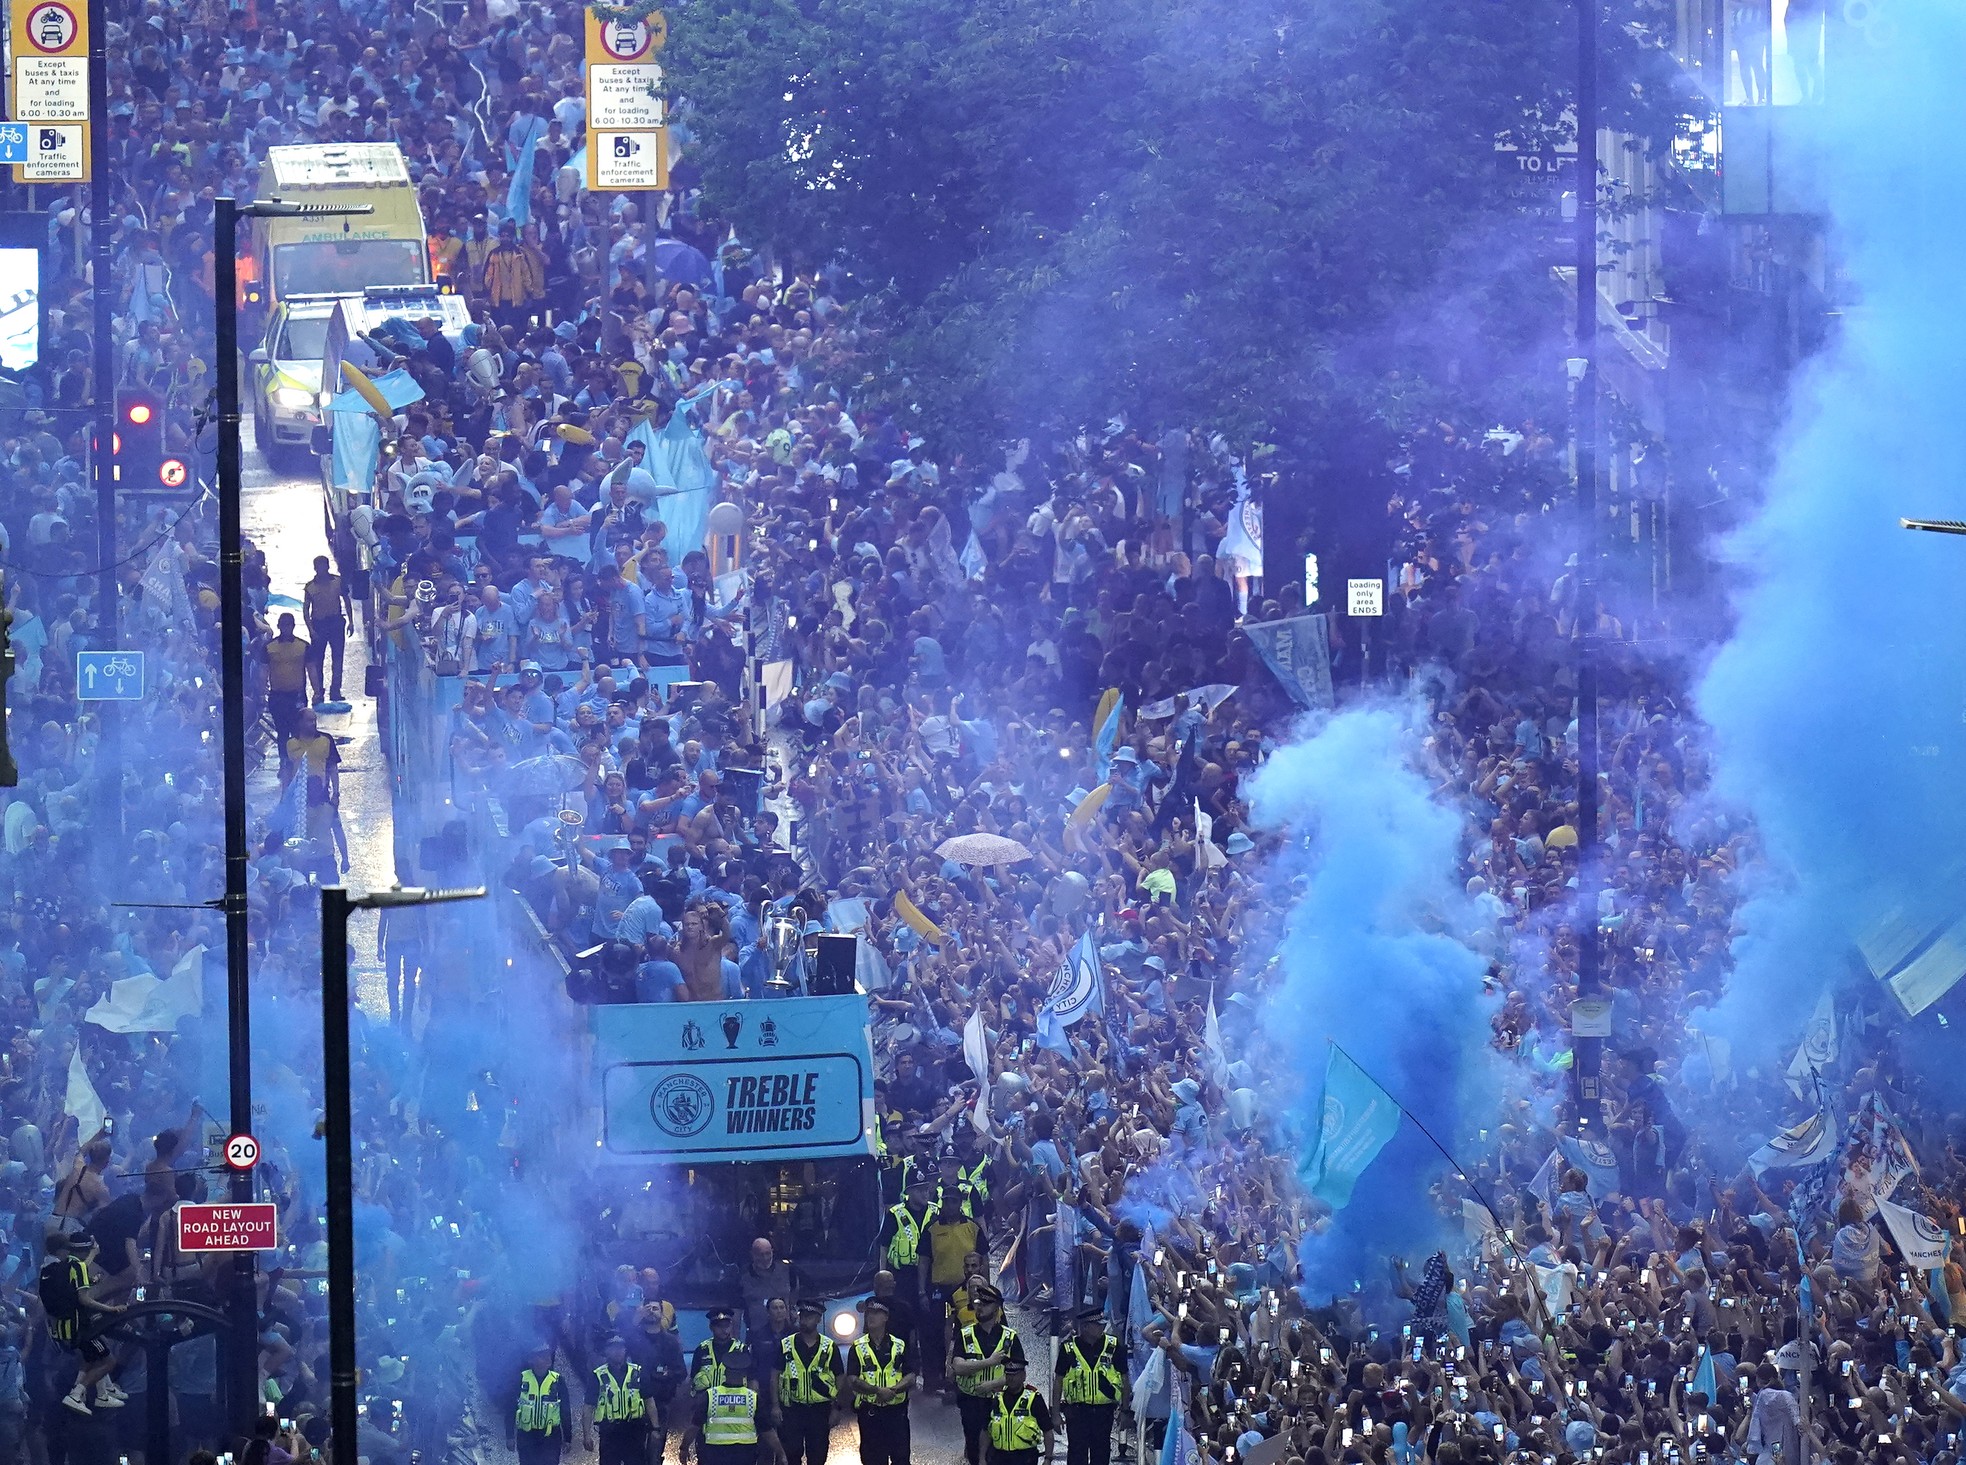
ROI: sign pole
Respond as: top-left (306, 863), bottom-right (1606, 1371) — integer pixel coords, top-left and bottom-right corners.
top-left (85, 0), bottom-right (116, 835)
top-left (321, 886), bottom-right (359, 1465)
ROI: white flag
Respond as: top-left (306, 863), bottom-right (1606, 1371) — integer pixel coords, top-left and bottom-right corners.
top-left (1877, 1196), bottom-right (1952, 1270)
top-left (1203, 994), bottom-right (1230, 1092)
top-left (1193, 799), bottom-right (1227, 870)
top-left (86, 944), bottom-right (206, 1034)
top-left (65, 1049), bottom-right (106, 1135)
top-left (963, 1007), bottom-right (992, 1135)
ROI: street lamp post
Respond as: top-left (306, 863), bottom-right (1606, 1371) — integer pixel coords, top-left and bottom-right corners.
top-left (212, 195), bottom-right (373, 1434)
top-left (320, 884), bottom-right (484, 1465)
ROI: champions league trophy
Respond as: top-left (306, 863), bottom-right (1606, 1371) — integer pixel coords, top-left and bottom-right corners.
top-left (760, 901), bottom-right (808, 996)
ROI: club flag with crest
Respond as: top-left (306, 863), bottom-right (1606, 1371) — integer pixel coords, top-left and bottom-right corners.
top-left (1300, 1047), bottom-right (1401, 1210)
top-left (1160, 1368), bottom-right (1196, 1465)
top-left (1038, 927), bottom-right (1102, 1031)
top-left (1749, 1105), bottom-right (1839, 1175)
top-left (1243, 614), bottom-right (1334, 710)
top-left (1877, 1196), bottom-right (1952, 1269)
top-left (1558, 1134), bottom-right (1623, 1201)
top-left (1093, 689), bottom-right (1124, 782)
top-left (1786, 988), bottom-right (1838, 1100)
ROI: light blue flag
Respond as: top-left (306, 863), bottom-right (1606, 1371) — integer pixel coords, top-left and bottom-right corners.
top-left (625, 396), bottom-right (720, 557)
top-left (1301, 1046), bottom-right (1401, 1210)
top-left (1243, 613), bottom-right (1333, 710)
top-left (1160, 1374), bottom-right (1184, 1465)
top-left (507, 116), bottom-right (547, 228)
top-left (1127, 1229), bottom-right (1153, 1351)
top-left (1037, 928), bottom-right (1102, 1035)
top-left (1094, 692), bottom-right (1124, 782)
top-left (1557, 1134), bottom-right (1622, 1201)
top-left (1691, 1346), bottom-right (1716, 1403)
top-left (265, 768), bottom-right (306, 842)
top-left (1054, 1199), bottom-right (1078, 1312)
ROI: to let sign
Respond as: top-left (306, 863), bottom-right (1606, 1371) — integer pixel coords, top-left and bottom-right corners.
top-left (177, 1202), bottom-right (280, 1252)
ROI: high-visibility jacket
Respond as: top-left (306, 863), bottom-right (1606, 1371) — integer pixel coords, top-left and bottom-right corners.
top-left (1058, 1336), bottom-right (1123, 1405)
top-left (963, 1158), bottom-right (990, 1200)
top-left (989, 1389), bottom-right (1045, 1451)
top-left (886, 1204), bottom-right (932, 1267)
top-left (778, 1336), bottom-right (839, 1406)
top-left (517, 1370), bottom-right (563, 1434)
top-left (703, 1385), bottom-right (759, 1446)
top-left (955, 1323), bottom-right (1017, 1397)
top-left (851, 1335), bottom-right (908, 1405)
top-left (593, 1363), bottom-right (647, 1425)
top-left (694, 1338), bottom-right (741, 1391)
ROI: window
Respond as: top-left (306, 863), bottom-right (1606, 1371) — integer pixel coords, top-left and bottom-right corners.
top-left (274, 239), bottom-right (425, 297)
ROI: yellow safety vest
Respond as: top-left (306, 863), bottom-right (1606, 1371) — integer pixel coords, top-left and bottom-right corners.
top-left (694, 1339), bottom-right (739, 1391)
top-left (1059, 1336), bottom-right (1123, 1406)
top-left (778, 1336), bottom-right (839, 1405)
top-left (989, 1389), bottom-right (1045, 1452)
top-left (964, 1158), bottom-right (990, 1200)
top-left (593, 1363), bottom-right (647, 1424)
top-left (517, 1370), bottom-right (562, 1434)
top-left (852, 1335), bottom-right (908, 1405)
top-left (703, 1385), bottom-right (759, 1447)
top-left (887, 1204), bottom-right (931, 1266)
top-left (956, 1324), bottom-right (1017, 1397)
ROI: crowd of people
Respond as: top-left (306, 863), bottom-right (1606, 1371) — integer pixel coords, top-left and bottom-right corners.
top-left (0, 3), bottom-right (1958, 1465)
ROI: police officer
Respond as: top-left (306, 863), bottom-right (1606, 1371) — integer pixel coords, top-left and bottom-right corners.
top-left (985, 1358), bottom-right (1053, 1465)
top-left (1054, 1307), bottom-right (1123, 1465)
top-left (587, 1334), bottom-right (650, 1465)
top-left (882, 1178), bottom-right (936, 1330)
top-left (950, 1282), bottom-right (1024, 1465)
top-left (510, 1341), bottom-right (572, 1465)
top-left (776, 1300), bottom-right (843, 1465)
top-left (684, 1343), bottom-right (782, 1465)
top-left (692, 1308), bottom-right (747, 1393)
top-left (849, 1297), bottom-right (918, 1465)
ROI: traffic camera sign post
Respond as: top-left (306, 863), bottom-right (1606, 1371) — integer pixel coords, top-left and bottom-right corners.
top-left (585, 7), bottom-right (668, 191)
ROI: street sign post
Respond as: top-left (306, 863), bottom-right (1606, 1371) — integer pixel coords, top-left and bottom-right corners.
top-left (177, 1202), bottom-right (280, 1253)
top-left (8, 0), bottom-right (87, 181)
top-left (585, 7), bottom-right (667, 193)
top-left (76, 650), bottom-right (143, 700)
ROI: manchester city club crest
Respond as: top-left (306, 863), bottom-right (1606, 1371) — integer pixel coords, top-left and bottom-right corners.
top-left (650, 1073), bottom-right (715, 1137)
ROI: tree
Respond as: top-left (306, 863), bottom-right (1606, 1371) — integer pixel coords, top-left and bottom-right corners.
top-left (666, 0), bottom-right (1696, 472)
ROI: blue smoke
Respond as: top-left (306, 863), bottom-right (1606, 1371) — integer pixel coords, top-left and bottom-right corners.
top-left (1245, 701), bottom-right (1497, 1286)
top-left (1691, 3), bottom-right (1966, 1057)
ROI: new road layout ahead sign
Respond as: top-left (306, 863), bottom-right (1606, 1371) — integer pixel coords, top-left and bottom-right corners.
top-left (177, 1202), bottom-right (280, 1253)
top-left (76, 651), bottom-right (144, 700)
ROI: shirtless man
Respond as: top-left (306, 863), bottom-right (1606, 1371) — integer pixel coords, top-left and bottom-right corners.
top-left (676, 902), bottom-right (732, 1003)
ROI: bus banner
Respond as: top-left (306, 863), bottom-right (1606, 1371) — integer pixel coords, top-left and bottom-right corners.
top-left (594, 996), bottom-right (876, 1162)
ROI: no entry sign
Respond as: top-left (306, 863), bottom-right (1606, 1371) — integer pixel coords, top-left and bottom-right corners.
top-left (177, 1202), bottom-right (279, 1252)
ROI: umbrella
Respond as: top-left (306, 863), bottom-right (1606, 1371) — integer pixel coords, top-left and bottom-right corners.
top-left (504, 754), bottom-right (589, 797)
top-left (936, 833), bottom-right (1033, 866)
top-left (651, 238), bottom-right (712, 286)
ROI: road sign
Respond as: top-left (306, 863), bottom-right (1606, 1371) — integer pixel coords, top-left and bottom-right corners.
top-left (1346, 578), bottom-right (1385, 617)
top-left (585, 9), bottom-right (666, 63)
top-left (176, 1202), bottom-right (280, 1253)
top-left (158, 456), bottom-right (189, 489)
top-left (23, 1), bottom-right (76, 51)
top-left (76, 650), bottom-right (144, 700)
top-left (588, 64), bottom-right (665, 130)
top-left (0, 125), bottom-right (26, 164)
top-left (591, 130), bottom-right (669, 191)
top-left (10, 0), bottom-right (86, 120)
top-left (223, 1133), bottom-right (261, 1171)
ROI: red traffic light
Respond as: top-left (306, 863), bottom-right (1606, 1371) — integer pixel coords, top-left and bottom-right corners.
top-left (126, 401), bottom-right (153, 426)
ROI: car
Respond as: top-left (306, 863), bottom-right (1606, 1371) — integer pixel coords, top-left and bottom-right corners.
top-left (248, 298), bottom-right (337, 470)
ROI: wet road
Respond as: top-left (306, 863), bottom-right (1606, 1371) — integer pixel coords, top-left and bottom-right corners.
top-left (237, 430), bottom-right (997, 1464)
top-left (238, 421), bottom-right (396, 1019)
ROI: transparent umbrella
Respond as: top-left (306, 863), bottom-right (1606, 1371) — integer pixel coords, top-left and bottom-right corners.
top-left (504, 754), bottom-right (589, 797)
top-left (936, 833), bottom-right (1033, 866)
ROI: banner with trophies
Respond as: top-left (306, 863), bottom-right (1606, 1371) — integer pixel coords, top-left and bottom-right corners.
top-left (593, 996), bottom-right (875, 1162)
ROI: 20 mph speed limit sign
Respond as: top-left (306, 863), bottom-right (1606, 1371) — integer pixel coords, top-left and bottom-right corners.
top-left (224, 1133), bottom-right (261, 1171)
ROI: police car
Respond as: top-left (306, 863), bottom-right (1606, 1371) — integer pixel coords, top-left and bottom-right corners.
top-left (249, 296), bottom-right (339, 468)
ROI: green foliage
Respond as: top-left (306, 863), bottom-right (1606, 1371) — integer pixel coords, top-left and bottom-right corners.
top-left (666, 0), bottom-right (1698, 462)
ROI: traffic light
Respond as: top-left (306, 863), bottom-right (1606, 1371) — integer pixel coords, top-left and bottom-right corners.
top-left (114, 387), bottom-right (164, 491)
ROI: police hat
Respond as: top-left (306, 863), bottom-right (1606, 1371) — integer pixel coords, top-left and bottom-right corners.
top-left (1003, 1356), bottom-right (1027, 1373)
top-left (603, 1333), bottom-right (627, 1349)
top-left (862, 1298), bottom-right (890, 1316)
top-left (971, 1284), bottom-right (1003, 1305)
top-left (707, 1307), bottom-right (736, 1324)
top-left (1075, 1306), bottom-right (1106, 1325)
top-left (796, 1300), bottom-right (824, 1317)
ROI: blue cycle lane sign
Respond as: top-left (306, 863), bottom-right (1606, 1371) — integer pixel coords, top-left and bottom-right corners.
top-left (77, 651), bottom-right (144, 700)
top-left (0, 126), bottom-right (28, 164)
